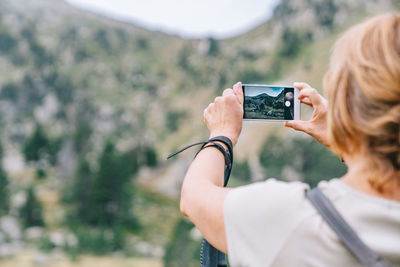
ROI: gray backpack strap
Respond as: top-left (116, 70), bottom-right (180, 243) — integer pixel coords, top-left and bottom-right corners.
top-left (306, 187), bottom-right (392, 267)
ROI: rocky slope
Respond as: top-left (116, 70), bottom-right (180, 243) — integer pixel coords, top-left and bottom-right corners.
top-left (0, 0), bottom-right (398, 264)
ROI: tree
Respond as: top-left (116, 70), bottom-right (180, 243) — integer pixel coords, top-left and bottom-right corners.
top-left (20, 186), bottom-right (45, 227)
top-left (21, 25), bottom-right (54, 67)
top-left (236, 66), bottom-right (265, 84)
top-left (64, 139), bottom-right (140, 253)
top-left (207, 37), bottom-right (219, 56)
top-left (73, 120), bottom-right (93, 154)
top-left (0, 26), bottom-right (17, 53)
top-left (87, 140), bottom-right (137, 228)
top-left (178, 45), bottom-right (191, 70)
top-left (164, 218), bottom-right (201, 267)
top-left (0, 147), bottom-right (9, 215)
top-left (231, 159), bottom-right (251, 182)
top-left (63, 119), bottom-right (93, 222)
top-left (166, 110), bottom-right (185, 133)
top-left (291, 138), bottom-right (347, 187)
top-left (0, 82), bottom-right (19, 102)
top-left (314, 0), bottom-right (337, 30)
top-left (278, 29), bottom-right (312, 58)
top-left (259, 134), bottom-right (288, 179)
top-left (94, 29), bottom-right (111, 51)
top-left (136, 38), bottom-right (148, 49)
top-left (259, 135), bottom-right (347, 186)
top-left (68, 156), bottom-right (93, 223)
top-left (23, 125), bottom-right (50, 162)
top-left (23, 124), bottom-right (60, 165)
top-left (41, 71), bottom-right (74, 104)
top-left (144, 146), bottom-right (158, 167)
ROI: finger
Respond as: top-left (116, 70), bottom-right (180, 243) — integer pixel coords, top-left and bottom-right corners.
top-left (222, 88), bottom-right (234, 97)
top-left (298, 87), bottom-right (322, 106)
top-left (203, 106), bottom-right (208, 121)
top-left (284, 120), bottom-right (310, 133)
top-left (205, 102), bottom-right (214, 112)
top-left (300, 97), bottom-right (312, 106)
top-left (225, 93), bottom-right (237, 104)
top-left (214, 96), bottom-right (223, 104)
top-left (204, 102), bottom-right (214, 116)
top-left (233, 82), bottom-right (244, 104)
top-left (293, 82), bottom-right (312, 90)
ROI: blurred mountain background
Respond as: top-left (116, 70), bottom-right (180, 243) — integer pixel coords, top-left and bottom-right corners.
top-left (0, 0), bottom-right (398, 266)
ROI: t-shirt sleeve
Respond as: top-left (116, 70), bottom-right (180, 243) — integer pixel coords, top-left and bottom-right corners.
top-left (223, 179), bottom-right (310, 266)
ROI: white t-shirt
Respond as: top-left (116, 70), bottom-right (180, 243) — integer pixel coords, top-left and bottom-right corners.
top-left (223, 178), bottom-right (400, 267)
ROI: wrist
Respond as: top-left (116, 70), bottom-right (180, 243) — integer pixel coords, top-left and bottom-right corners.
top-left (205, 140), bottom-right (228, 150)
top-left (209, 132), bottom-right (237, 147)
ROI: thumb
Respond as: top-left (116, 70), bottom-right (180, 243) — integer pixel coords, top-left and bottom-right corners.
top-left (233, 82), bottom-right (243, 104)
top-left (284, 120), bottom-right (309, 133)
top-left (293, 82), bottom-right (312, 90)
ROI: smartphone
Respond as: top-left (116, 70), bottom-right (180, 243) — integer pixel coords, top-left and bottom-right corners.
top-left (242, 84), bottom-right (300, 121)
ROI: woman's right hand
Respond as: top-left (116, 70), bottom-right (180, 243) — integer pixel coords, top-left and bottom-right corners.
top-left (284, 82), bottom-right (330, 148)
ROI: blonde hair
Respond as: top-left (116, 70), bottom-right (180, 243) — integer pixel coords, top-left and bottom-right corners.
top-left (324, 13), bottom-right (400, 192)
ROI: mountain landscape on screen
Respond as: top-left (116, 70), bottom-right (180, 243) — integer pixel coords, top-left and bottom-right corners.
top-left (244, 90), bottom-right (285, 119)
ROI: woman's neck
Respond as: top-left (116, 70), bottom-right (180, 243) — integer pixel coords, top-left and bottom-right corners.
top-left (341, 157), bottom-right (400, 202)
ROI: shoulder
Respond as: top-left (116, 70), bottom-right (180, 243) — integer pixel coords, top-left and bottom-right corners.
top-left (224, 178), bottom-right (310, 219)
top-left (223, 179), bottom-right (311, 266)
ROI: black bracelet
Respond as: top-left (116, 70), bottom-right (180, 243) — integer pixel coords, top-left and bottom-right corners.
top-left (167, 136), bottom-right (233, 187)
top-left (197, 142), bottom-right (227, 161)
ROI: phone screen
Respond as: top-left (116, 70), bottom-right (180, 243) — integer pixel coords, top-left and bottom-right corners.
top-left (242, 85), bottom-right (295, 120)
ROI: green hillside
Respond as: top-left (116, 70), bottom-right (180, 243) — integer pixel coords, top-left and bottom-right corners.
top-left (0, 0), bottom-right (398, 266)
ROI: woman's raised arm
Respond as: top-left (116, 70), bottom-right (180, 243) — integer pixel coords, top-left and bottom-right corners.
top-left (179, 82), bottom-right (244, 253)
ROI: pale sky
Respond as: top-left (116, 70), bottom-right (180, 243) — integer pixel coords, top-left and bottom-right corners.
top-left (244, 86), bottom-right (283, 97)
top-left (66, 0), bottom-right (279, 39)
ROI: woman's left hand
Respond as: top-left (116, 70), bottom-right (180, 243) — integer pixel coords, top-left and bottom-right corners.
top-left (204, 82), bottom-right (244, 146)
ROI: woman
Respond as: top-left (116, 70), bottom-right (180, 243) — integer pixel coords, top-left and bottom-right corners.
top-left (179, 13), bottom-right (400, 266)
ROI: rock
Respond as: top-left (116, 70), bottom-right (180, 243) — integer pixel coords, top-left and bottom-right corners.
top-left (34, 252), bottom-right (50, 265)
top-left (0, 241), bottom-right (24, 257)
top-left (152, 246), bottom-right (165, 258)
top-left (137, 158), bottom-right (191, 198)
top-left (133, 240), bottom-right (165, 258)
top-left (3, 150), bottom-right (25, 174)
top-left (57, 141), bottom-right (77, 179)
top-left (0, 232), bottom-right (5, 244)
top-left (48, 231), bottom-right (78, 248)
top-left (135, 241), bottom-right (152, 256)
top-left (34, 93), bottom-right (59, 124)
top-left (49, 231), bottom-right (65, 247)
top-left (0, 217), bottom-right (24, 257)
top-left (0, 243), bottom-right (15, 257)
top-left (248, 155), bottom-right (264, 182)
top-left (282, 165), bottom-right (302, 182)
top-left (25, 226), bottom-right (45, 240)
top-left (190, 227), bottom-right (202, 241)
top-left (65, 233), bottom-right (78, 247)
top-left (11, 191), bottom-right (27, 210)
top-left (52, 248), bottom-right (67, 262)
top-left (0, 216), bottom-right (21, 240)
